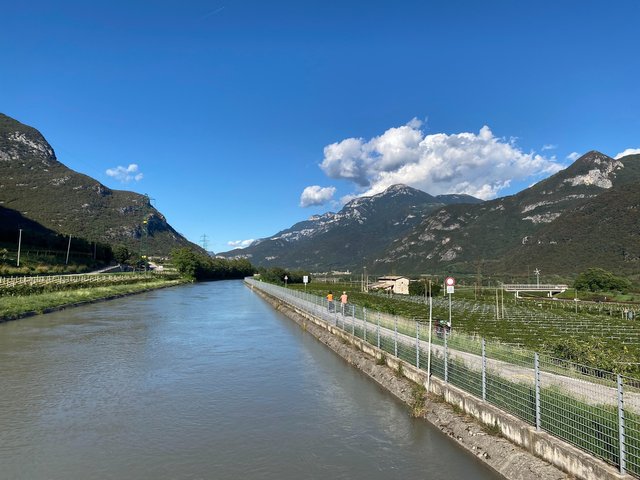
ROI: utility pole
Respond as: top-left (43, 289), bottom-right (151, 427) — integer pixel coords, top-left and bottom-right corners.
top-left (65, 235), bottom-right (72, 265)
top-left (427, 279), bottom-right (433, 393)
top-left (16, 229), bottom-right (22, 267)
top-left (363, 266), bottom-right (367, 293)
top-left (424, 277), bottom-right (427, 304)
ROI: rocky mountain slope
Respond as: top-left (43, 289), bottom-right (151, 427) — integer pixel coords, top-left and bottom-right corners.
top-left (0, 113), bottom-right (199, 256)
top-left (382, 151), bottom-right (639, 275)
top-left (495, 155), bottom-right (640, 275)
top-left (221, 184), bottom-right (482, 271)
top-left (222, 151), bottom-right (640, 276)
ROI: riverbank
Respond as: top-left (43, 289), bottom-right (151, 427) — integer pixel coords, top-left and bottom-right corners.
top-left (250, 285), bottom-right (575, 480)
top-left (0, 278), bottom-right (187, 323)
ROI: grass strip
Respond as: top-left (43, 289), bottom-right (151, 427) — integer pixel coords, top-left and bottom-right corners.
top-left (0, 279), bottom-right (186, 320)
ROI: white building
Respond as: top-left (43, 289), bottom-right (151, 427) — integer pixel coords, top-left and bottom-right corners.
top-left (369, 276), bottom-right (410, 295)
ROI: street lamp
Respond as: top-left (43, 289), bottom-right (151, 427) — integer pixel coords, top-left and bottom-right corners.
top-left (534, 268), bottom-right (540, 287)
top-left (284, 275), bottom-right (288, 288)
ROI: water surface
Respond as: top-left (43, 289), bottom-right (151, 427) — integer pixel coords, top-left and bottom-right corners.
top-left (0, 281), bottom-right (500, 479)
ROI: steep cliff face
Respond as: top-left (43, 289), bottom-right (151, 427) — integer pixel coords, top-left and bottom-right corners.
top-left (0, 113), bottom-right (198, 255)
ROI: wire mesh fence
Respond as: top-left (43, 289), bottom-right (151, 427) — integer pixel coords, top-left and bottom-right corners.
top-left (246, 279), bottom-right (640, 477)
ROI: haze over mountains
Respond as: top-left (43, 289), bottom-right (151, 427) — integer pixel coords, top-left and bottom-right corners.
top-left (0, 113), bottom-right (199, 256)
top-left (221, 151), bottom-right (640, 277)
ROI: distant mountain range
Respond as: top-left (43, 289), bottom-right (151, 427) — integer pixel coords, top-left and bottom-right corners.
top-left (0, 113), bottom-right (200, 256)
top-left (221, 151), bottom-right (640, 277)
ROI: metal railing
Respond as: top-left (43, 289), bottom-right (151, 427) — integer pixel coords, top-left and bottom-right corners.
top-left (0, 272), bottom-right (157, 289)
top-left (246, 278), bottom-right (640, 478)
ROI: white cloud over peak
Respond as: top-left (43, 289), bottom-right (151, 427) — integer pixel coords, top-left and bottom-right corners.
top-left (615, 148), bottom-right (640, 159)
top-left (299, 185), bottom-right (336, 207)
top-left (106, 163), bottom-right (143, 183)
top-left (566, 152), bottom-right (581, 161)
top-left (319, 121), bottom-right (563, 200)
top-left (227, 239), bottom-right (255, 249)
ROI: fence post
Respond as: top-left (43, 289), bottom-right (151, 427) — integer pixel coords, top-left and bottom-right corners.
top-left (376, 314), bottom-right (380, 349)
top-left (416, 321), bottom-right (420, 368)
top-left (535, 352), bottom-right (541, 432)
top-left (482, 338), bottom-right (486, 401)
top-left (444, 331), bottom-right (448, 383)
top-left (394, 316), bottom-right (398, 358)
top-left (364, 307), bottom-right (367, 343)
top-left (618, 374), bottom-right (626, 475)
top-left (351, 305), bottom-right (355, 335)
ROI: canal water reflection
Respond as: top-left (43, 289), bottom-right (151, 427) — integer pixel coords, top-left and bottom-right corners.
top-left (0, 280), bottom-right (500, 479)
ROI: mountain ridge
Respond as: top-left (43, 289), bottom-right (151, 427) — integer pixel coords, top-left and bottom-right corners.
top-left (0, 113), bottom-right (201, 256)
top-left (221, 151), bottom-right (640, 276)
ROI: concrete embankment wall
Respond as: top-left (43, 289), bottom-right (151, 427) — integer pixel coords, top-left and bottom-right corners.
top-left (249, 283), bottom-right (630, 480)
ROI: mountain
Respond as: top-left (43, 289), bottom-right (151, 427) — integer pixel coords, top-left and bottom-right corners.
top-left (220, 184), bottom-right (482, 271)
top-left (221, 151), bottom-right (640, 277)
top-left (0, 113), bottom-right (199, 256)
top-left (0, 204), bottom-right (61, 246)
top-left (378, 151), bottom-right (640, 275)
top-left (494, 154), bottom-right (640, 274)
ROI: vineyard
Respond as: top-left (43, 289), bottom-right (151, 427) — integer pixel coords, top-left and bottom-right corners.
top-left (291, 282), bottom-right (640, 374)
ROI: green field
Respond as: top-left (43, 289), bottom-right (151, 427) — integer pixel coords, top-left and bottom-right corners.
top-left (0, 276), bottom-right (185, 321)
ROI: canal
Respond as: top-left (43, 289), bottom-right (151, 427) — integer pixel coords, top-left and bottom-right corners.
top-left (0, 280), bottom-right (501, 479)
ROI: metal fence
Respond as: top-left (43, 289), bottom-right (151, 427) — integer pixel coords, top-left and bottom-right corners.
top-left (246, 278), bottom-right (640, 478)
top-left (0, 272), bottom-right (158, 289)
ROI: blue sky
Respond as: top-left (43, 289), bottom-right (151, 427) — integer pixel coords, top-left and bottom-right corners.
top-left (1, 1), bottom-right (639, 253)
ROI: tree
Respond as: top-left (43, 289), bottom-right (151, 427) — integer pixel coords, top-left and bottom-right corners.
top-left (113, 245), bottom-right (131, 268)
top-left (171, 248), bottom-right (254, 280)
top-left (573, 268), bottom-right (631, 293)
top-left (171, 248), bottom-right (201, 279)
top-left (258, 266), bottom-right (288, 285)
top-left (409, 279), bottom-right (441, 297)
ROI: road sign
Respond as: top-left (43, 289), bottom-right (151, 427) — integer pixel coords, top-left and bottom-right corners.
top-left (303, 275), bottom-right (309, 284)
top-left (446, 285), bottom-right (455, 294)
top-left (445, 277), bottom-right (456, 286)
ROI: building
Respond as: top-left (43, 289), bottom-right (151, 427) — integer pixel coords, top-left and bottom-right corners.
top-left (369, 275), bottom-right (410, 295)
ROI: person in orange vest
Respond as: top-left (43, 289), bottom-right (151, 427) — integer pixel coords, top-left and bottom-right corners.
top-left (340, 291), bottom-right (348, 315)
top-left (327, 291), bottom-right (334, 312)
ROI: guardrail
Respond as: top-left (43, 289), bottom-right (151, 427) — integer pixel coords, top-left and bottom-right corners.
top-left (246, 278), bottom-right (640, 478)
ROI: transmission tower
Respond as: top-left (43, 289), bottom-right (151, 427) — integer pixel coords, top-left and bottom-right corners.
top-left (200, 234), bottom-right (209, 251)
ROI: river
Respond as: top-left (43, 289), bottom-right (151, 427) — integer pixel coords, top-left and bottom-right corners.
top-left (0, 280), bottom-right (500, 479)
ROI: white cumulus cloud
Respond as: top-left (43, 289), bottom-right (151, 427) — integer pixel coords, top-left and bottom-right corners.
top-left (105, 163), bottom-right (144, 183)
top-left (319, 120), bottom-right (563, 200)
top-left (227, 239), bottom-right (255, 249)
top-left (542, 144), bottom-right (557, 151)
top-left (299, 185), bottom-right (336, 207)
top-left (566, 152), bottom-right (581, 161)
top-left (615, 148), bottom-right (640, 159)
